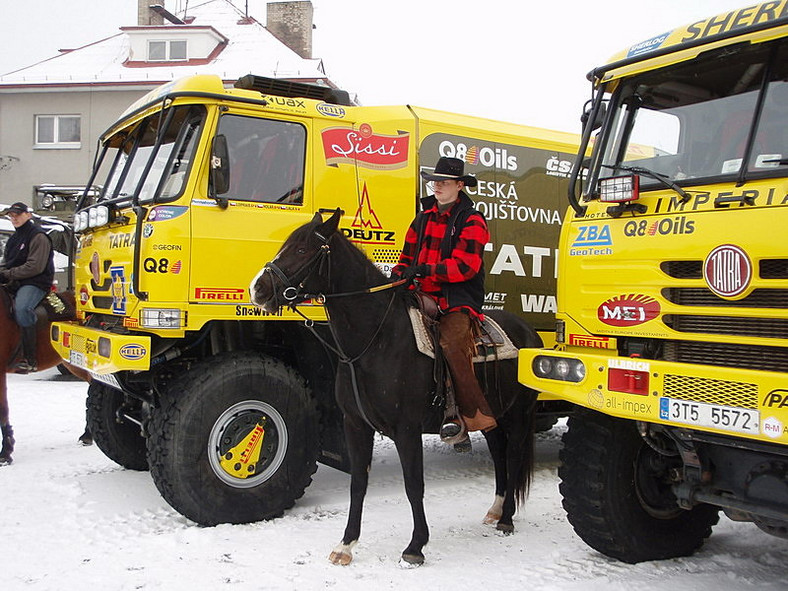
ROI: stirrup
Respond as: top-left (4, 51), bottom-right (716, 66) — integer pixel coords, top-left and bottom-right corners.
top-left (440, 418), bottom-right (467, 445)
top-left (14, 360), bottom-right (37, 374)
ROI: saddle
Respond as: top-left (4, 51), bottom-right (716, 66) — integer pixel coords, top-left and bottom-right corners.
top-left (1, 285), bottom-right (76, 324)
top-left (407, 300), bottom-right (519, 363)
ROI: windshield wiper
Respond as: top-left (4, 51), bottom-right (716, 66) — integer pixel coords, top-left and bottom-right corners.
top-left (605, 164), bottom-right (692, 204)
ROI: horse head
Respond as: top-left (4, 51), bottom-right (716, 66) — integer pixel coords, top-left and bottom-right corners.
top-left (250, 209), bottom-right (341, 313)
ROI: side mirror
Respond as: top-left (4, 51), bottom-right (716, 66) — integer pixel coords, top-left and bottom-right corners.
top-left (210, 134), bottom-right (230, 197)
top-left (581, 100), bottom-right (607, 132)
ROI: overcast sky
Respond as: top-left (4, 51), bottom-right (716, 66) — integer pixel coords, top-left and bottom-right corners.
top-left (0, 0), bottom-right (748, 133)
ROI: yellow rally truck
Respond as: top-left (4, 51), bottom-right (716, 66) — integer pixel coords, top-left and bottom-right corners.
top-left (519, 2), bottom-right (788, 563)
top-left (51, 74), bottom-right (578, 525)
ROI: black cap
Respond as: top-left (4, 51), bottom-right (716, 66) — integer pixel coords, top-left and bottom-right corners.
top-left (1, 201), bottom-right (31, 215)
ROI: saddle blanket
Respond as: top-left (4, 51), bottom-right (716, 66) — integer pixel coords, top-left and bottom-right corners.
top-left (407, 307), bottom-right (519, 363)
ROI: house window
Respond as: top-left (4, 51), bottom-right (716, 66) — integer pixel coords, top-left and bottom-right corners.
top-left (148, 39), bottom-right (188, 62)
top-left (35, 115), bottom-right (81, 148)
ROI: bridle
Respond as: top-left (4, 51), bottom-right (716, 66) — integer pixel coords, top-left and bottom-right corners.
top-left (259, 230), bottom-right (408, 432)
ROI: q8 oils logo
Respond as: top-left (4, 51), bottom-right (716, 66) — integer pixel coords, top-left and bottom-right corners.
top-left (438, 140), bottom-right (518, 172)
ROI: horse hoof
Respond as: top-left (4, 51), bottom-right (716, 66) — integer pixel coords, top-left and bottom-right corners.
top-left (0, 456), bottom-right (12, 467)
top-left (495, 523), bottom-right (515, 535)
top-left (400, 552), bottom-right (424, 567)
top-left (328, 550), bottom-right (352, 566)
top-left (483, 511), bottom-right (501, 525)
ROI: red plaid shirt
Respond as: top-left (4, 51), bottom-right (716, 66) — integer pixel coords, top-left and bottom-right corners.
top-left (392, 198), bottom-right (489, 319)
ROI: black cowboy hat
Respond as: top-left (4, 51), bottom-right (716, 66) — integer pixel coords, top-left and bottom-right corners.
top-left (0, 201), bottom-right (31, 216)
top-left (420, 157), bottom-right (478, 188)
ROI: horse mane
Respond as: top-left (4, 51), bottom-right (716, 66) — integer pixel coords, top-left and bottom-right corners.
top-left (320, 222), bottom-right (390, 288)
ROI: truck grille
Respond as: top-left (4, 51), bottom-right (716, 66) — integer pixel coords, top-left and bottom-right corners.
top-left (663, 315), bottom-right (788, 340)
top-left (663, 340), bottom-right (788, 374)
top-left (663, 287), bottom-right (788, 308)
top-left (663, 374), bottom-right (758, 408)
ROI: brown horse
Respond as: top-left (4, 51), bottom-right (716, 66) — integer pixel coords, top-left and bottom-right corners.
top-left (0, 287), bottom-right (89, 465)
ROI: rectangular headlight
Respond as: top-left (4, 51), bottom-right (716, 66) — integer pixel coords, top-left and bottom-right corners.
top-left (140, 308), bottom-right (183, 329)
top-left (599, 174), bottom-right (639, 202)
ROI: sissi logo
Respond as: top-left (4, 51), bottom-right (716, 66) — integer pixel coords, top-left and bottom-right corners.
top-left (322, 124), bottom-right (409, 170)
top-left (598, 294), bottom-right (660, 327)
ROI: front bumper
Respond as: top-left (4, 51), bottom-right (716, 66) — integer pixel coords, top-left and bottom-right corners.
top-left (51, 321), bottom-right (151, 375)
top-left (518, 347), bottom-right (788, 446)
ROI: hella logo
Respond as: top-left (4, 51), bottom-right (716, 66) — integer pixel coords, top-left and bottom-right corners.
top-left (317, 103), bottom-right (346, 118)
top-left (119, 344), bottom-right (147, 360)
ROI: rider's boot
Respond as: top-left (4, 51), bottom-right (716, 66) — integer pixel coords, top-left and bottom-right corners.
top-left (0, 424), bottom-right (15, 466)
top-left (16, 325), bottom-right (38, 374)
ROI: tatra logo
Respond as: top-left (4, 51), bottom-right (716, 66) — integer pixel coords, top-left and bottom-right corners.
top-left (119, 344), bottom-right (147, 360)
top-left (704, 244), bottom-right (751, 298)
top-left (109, 233), bottom-right (135, 249)
top-left (598, 294), bottom-right (660, 327)
top-left (322, 124), bottom-right (409, 170)
top-left (194, 288), bottom-right (246, 301)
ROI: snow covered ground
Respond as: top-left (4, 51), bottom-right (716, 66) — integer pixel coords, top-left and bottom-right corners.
top-left (1, 368), bottom-right (786, 591)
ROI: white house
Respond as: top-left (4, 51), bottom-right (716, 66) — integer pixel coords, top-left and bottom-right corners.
top-left (0, 0), bottom-right (339, 219)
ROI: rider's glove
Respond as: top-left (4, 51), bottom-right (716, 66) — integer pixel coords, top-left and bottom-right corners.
top-left (401, 264), bottom-right (429, 281)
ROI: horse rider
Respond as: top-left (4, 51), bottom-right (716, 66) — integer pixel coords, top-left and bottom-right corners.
top-left (0, 201), bottom-right (55, 373)
top-left (390, 157), bottom-right (498, 450)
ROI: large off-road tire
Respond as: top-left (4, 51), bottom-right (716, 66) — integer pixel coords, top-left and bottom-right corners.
top-left (86, 381), bottom-right (148, 471)
top-left (146, 352), bottom-right (319, 526)
top-left (559, 407), bottom-right (719, 563)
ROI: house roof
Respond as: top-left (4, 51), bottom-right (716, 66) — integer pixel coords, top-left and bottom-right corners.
top-left (0, 0), bottom-right (327, 90)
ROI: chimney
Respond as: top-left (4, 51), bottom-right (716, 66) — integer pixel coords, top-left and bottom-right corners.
top-left (138, 0), bottom-right (165, 26)
top-left (266, 1), bottom-right (313, 59)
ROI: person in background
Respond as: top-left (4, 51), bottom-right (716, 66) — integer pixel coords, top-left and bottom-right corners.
top-left (0, 201), bottom-right (55, 373)
top-left (391, 157), bottom-right (497, 451)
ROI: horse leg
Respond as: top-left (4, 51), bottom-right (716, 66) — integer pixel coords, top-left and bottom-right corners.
top-left (0, 374), bottom-right (14, 466)
top-left (329, 415), bottom-right (374, 566)
top-left (393, 430), bottom-right (429, 565)
top-left (482, 426), bottom-right (508, 525)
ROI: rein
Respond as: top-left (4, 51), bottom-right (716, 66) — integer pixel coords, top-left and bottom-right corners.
top-left (264, 234), bottom-right (408, 432)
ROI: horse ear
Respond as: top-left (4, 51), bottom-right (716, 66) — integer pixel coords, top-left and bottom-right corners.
top-left (311, 211), bottom-right (323, 224)
top-left (315, 208), bottom-right (341, 241)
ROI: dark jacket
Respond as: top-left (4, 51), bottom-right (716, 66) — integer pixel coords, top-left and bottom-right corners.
top-left (2, 219), bottom-right (55, 291)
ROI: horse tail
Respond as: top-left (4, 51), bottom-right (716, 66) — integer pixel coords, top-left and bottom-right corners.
top-left (514, 389), bottom-right (539, 508)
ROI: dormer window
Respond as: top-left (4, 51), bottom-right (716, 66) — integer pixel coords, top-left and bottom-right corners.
top-left (148, 39), bottom-right (187, 62)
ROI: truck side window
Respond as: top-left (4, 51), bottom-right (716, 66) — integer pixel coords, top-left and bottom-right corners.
top-left (216, 115), bottom-right (306, 205)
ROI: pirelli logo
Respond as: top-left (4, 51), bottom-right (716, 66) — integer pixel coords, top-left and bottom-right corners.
top-left (569, 334), bottom-right (612, 349)
top-left (195, 288), bottom-right (246, 302)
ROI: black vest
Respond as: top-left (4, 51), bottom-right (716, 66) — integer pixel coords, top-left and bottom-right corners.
top-left (414, 192), bottom-right (486, 313)
top-left (4, 220), bottom-right (55, 291)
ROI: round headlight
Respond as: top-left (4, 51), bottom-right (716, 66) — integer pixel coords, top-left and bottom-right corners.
top-left (572, 361), bottom-right (587, 381)
top-left (555, 359), bottom-right (571, 378)
top-left (534, 356), bottom-right (553, 377)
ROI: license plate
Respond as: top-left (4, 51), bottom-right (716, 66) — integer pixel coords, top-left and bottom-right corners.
top-left (89, 371), bottom-right (122, 391)
top-left (660, 397), bottom-right (760, 435)
top-left (69, 350), bottom-right (87, 369)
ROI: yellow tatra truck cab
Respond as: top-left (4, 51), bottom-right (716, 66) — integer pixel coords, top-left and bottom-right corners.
top-left (518, 3), bottom-right (788, 562)
top-left (52, 74), bottom-right (578, 525)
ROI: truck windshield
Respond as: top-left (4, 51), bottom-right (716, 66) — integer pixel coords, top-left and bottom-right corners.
top-left (592, 39), bottom-right (786, 193)
top-left (98, 104), bottom-right (206, 205)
